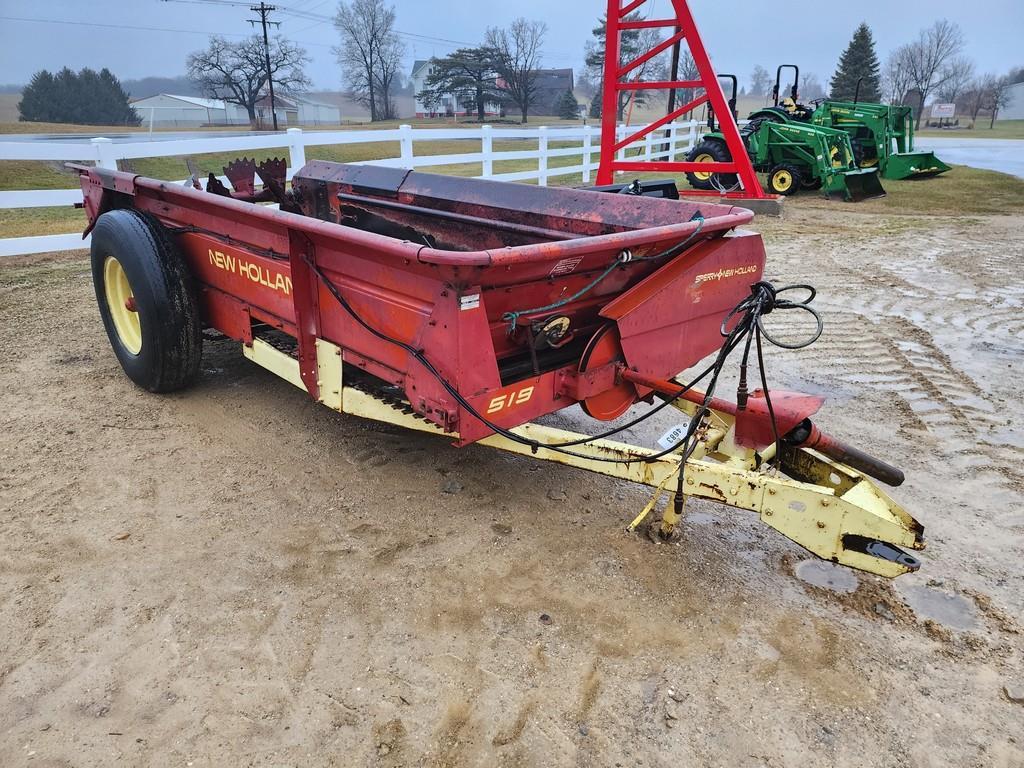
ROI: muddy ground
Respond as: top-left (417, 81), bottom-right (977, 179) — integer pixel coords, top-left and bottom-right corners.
top-left (1, 206), bottom-right (1022, 767)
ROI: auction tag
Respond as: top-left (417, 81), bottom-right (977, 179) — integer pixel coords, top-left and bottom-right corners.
top-left (657, 423), bottom-right (689, 450)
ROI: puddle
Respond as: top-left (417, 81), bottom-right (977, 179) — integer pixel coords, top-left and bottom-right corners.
top-left (896, 584), bottom-right (979, 631)
top-left (685, 511), bottom-right (717, 525)
top-left (794, 560), bottom-right (860, 594)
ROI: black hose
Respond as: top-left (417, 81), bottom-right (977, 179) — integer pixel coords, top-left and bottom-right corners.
top-left (303, 253), bottom-right (820, 467)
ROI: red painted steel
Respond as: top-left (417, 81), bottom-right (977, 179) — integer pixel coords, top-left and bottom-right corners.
top-left (596, 0), bottom-right (767, 198)
top-left (73, 162), bottom-right (766, 446)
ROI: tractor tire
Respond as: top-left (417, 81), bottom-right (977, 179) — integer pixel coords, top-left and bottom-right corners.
top-left (801, 177), bottom-right (823, 190)
top-left (685, 139), bottom-right (738, 191)
top-left (766, 164), bottom-right (803, 196)
top-left (90, 209), bottom-right (202, 393)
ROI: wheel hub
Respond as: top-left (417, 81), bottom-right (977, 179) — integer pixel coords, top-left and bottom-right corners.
top-left (103, 256), bottom-right (142, 355)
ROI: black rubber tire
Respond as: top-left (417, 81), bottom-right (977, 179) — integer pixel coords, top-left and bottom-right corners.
top-left (801, 177), bottom-right (824, 190)
top-left (90, 209), bottom-right (202, 392)
top-left (766, 164), bottom-right (804, 196)
top-left (685, 138), bottom-right (738, 191)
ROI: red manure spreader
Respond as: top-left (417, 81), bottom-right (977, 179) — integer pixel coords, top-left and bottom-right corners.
top-left (72, 159), bottom-right (923, 578)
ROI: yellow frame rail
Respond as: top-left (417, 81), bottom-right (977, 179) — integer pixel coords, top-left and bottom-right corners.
top-left (242, 338), bottom-right (924, 578)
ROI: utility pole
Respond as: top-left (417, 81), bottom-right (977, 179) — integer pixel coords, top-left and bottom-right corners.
top-left (248, 2), bottom-right (280, 131)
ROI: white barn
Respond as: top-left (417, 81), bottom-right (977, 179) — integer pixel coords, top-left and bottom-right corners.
top-left (130, 94), bottom-right (233, 127)
top-left (1002, 82), bottom-right (1024, 121)
top-left (131, 93), bottom-right (342, 128)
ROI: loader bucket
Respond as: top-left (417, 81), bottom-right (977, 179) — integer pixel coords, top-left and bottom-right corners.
top-left (882, 151), bottom-right (951, 180)
top-left (825, 167), bottom-right (886, 202)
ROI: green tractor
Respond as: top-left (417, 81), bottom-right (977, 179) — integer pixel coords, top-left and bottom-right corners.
top-left (757, 65), bottom-right (950, 180)
top-left (685, 73), bottom-right (885, 201)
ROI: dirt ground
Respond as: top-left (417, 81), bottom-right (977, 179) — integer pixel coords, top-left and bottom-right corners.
top-left (1, 204), bottom-right (1022, 767)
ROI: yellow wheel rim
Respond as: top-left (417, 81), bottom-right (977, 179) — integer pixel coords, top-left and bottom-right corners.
top-left (772, 169), bottom-right (793, 192)
top-left (692, 152), bottom-right (715, 181)
top-left (103, 256), bottom-right (142, 355)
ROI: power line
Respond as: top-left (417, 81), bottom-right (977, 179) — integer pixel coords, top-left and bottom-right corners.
top-left (0, 14), bottom-right (251, 37)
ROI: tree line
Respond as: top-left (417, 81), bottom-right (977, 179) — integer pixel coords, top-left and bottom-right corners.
top-left (18, 68), bottom-right (139, 126)
top-left (332, 0), bottom-right (555, 124)
top-left (16, 4), bottom-right (1020, 130)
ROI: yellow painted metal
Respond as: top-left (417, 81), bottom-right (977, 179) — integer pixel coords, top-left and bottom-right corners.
top-left (771, 168), bottom-right (794, 193)
top-left (315, 339), bottom-right (343, 411)
top-left (241, 341), bottom-right (924, 578)
top-left (627, 468), bottom-right (678, 533)
top-left (242, 338), bottom-right (307, 391)
top-left (103, 256), bottom-right (142, 355)
top-left (692, 152), bottom-right (716, 181)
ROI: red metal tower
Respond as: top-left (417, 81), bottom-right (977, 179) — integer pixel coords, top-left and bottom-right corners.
top-left (595, 0), bottom-right (766, 198)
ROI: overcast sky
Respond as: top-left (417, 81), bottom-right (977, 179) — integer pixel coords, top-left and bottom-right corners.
top-left (0, 0), bottom-right (1021, 92)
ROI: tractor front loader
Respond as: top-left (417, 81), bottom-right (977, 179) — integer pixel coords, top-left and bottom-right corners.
top-left (685, 70), bottom-right (885, 201)
top-left (757, 65), bottom-right (951, 180)
top-left (811, 100), bottom-right (951, 180)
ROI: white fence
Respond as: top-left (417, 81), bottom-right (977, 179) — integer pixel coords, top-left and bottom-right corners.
top-left (0, 121), bottom-right (703, 258)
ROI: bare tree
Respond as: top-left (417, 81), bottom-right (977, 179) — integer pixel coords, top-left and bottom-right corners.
top-left (486, 18), bottom-right (547, 123)
top-left (800, 72), bottom-right (825, 100)
top-left (883, 46), bottom-right (914, 104)
top-left (673, 51), bottom-right (700, 117)
top-left (898, 20), bottom-right (966, 128)
top-left (749, 65), bottom-right (771, 97)
top-left (936, 56), bottom-right (975, 104)
top-left (187, 35), bottom-right (310, 128)
top-left (334, 0), bottom-right (404, 122)
top-left (964, 73), bottom-right (996, 122)
top-left (988, 75), bottom-right (1014, 128)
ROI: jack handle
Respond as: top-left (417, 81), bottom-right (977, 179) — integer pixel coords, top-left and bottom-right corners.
top-left (785, 419), bottom-right (905, 487)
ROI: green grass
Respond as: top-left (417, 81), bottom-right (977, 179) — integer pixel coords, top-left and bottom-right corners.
top-left (917, 119), bottom-right (1024, 140)
top-left (0, 206), bottom-right (87, 238)
top-left (600, 164), bottom-right (1024, 217)
top-left (788, 165), bottom-right (1024, 215)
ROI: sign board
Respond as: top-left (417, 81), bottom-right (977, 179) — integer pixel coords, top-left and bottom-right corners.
top-left (931, 103), bottom-right (956, 119)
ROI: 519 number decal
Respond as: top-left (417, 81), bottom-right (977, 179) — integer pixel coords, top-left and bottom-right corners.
top-left (486, 386), bottom-right (535, 414)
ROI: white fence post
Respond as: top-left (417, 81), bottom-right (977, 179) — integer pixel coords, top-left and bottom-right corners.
top-left (480, 124), bottom-right (493, 178)
top-left (286, 128), bottom-right (306, 174)
top-left (668, 123), bottom-right (678, 161)
top-left (537, 126), bottom-right (548, 186)
top-left (687, 120), bottom-right (697, 152)
top-left (581, 125), bottom-right (593, 183)
top-left (644, 129), bottom-right (653, 160)
top-left (91, 137), bottom-right (116, 169)
top-left (399, 124), bottom-right (414, 167)
top-left (616, 124), bottom-right (626, 168)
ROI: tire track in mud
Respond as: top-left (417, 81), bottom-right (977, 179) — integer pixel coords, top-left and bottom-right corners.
top-left (767, 218), bottom-right (1023, 490)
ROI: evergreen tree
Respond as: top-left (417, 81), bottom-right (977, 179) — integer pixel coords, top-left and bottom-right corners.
top-left (589, 89), bottom-right (602, 119)
top-left (557, 89), bottom-right (581, 120)
top-left (18, 67), bottom-right (140, 125)
top-left (17, 70), bottom-right (57, 122)
top-left (417, 47), bottom-right (503, 121)
top-left (584, 13), bottom-right (664, 120)
top-left (829, 23), bottom-right (881, 102)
